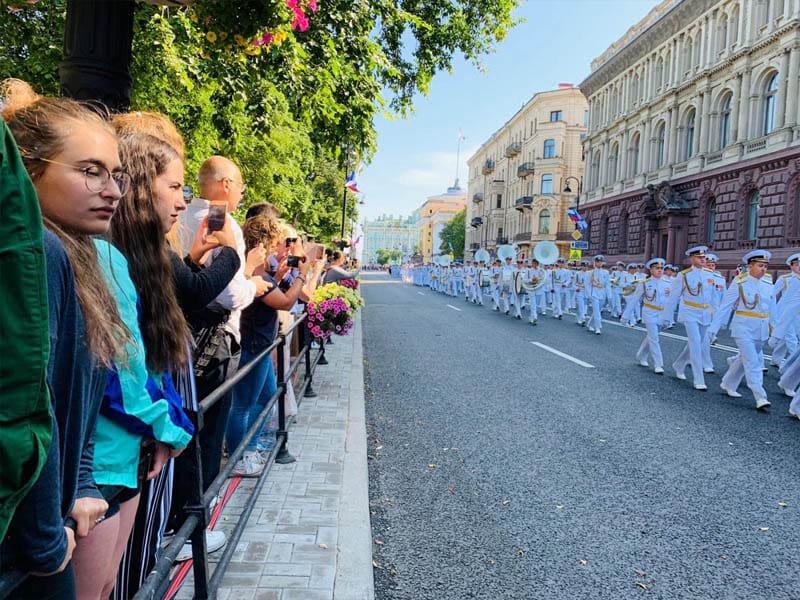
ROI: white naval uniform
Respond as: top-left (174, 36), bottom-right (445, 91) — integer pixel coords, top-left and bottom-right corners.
top-left (771, 285), bottom-right (800, 401)
top-left (665, 266), bottom-right (716, 387)
top-left (500, 264), bottom-right (515, 313)
top-left (609, 270), bottom-right (623, 316)
top-left (771, 272), bottom-right (800, 366)
top-left (491, 266), bottom-right (502, 309)
top-left (574, 269), bottom-right (588, 324)
top-left (710, 273), bottom-right (776, 403)
top-left (584, 268), bottom-right (611, 332)
top-left (703, 269), bottom-right (727, 371)
top-left (621, 276), bottom-right (672, 371)
top-left (476, 266), bottom-right (490, 305)
top-left (529, 267), bottom-right (547, 316)
top-left (554, 267), bottom-right (571, 317)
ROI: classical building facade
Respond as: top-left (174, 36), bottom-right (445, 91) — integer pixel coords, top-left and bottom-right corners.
top-left (361, 214), bottom-right (419, 265)
top-left (465, 85), bottom-right (588, 260)
top-left (417, 183), bottom-right (466, 262)
top-left (580, 0), bottom-right (800, 273)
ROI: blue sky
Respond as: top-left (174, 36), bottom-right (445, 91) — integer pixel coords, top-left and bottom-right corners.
top-left (358, 0), bottom-right (661, 221)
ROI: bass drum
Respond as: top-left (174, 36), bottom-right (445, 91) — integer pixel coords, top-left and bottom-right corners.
top-left (513, 272), bottom-right (524, 295)
top-left (479, 271), bottom-right (491, 288)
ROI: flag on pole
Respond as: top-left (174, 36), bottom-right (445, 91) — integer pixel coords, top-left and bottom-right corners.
top-left (567, 208), bottom-right (588, 231)
top-left (345, 171), bottom-right (360, 193)
top-left (349, 235), bottom-right (362, 249)
top-left (458, 131), bottom-right (466, 141)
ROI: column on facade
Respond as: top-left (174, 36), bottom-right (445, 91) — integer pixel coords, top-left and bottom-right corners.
top-left (598, 141), bottom-right (607, 187)
top-left (742, 0), bottom-right (754, 46)
top-left (641, 117), bottom-right (652, 172)
top-left (790, 46), bottom-right (800, 127)
top-left (619, 129), bottom-right (629, 181)
top-left (620, 74), bottom-right (628, 115)
top-left (775, 48), bottom-right (790, 129)
top-left (667, 106), bottom-right (679, 165)
top-left (738, 68), bottom-right (752, 140)
top-left (699, 88), bottom-right (712, 153)
top-left (707, 12), bottom-right (717, 68)
top-left (731, 73), bottom-right (742, 143)
top-left (699, 18), bottom-right (708, 70)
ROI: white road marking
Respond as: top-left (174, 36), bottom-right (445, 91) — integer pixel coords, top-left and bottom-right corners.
top-left (417, 292), bottom-right (425, 296)
top-left (530, 342), bottom-right (595, 368)
top-left (446, 304), bottom-right (462, 312)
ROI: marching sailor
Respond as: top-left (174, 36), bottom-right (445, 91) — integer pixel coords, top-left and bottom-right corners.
top-left (500, 255), bottom-right (516, 315)
top-left (621, 264), bottom-right (640, 323)
top-left (475, 259), bottom-right (490, 305)
top-left (574, 260), bottom-right (590, 326)
top-left (529, 258), bottom-right (547, 319)
top-left (510, 258), bottom-right (525, 319)
top-left (609, 262), bottom-right (625, 317)
top-left (703, 253), bottom-right (727, 373)
top-left (550, 258), bottom-right (566, 319)
top-left (621, 258), bottom-right (671, 374)
top-left (664, 246), bottom-right (716, 391)
top-left (584, 254), bottom-right (611, 334)
top-left (452, 263), bottom-right (464, 297)
top-left (770, 279), bottom-right (800, 401)
top-left (491, 259), bottom-right (502, 311)
top-left (770, 253), bottom-right (800, 367)
top-left (709, 250), bottom-right (776, 410)
top-left (554, 257), bottom-right (572, 320)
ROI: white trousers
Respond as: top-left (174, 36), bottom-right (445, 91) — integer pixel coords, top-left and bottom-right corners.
top-left (588, 296), bottom-right (603, 331)
top-left (575, 291), bottom-right (587, 323)
top-left (636, 319), bottom-right (663, 369)
top-left (673, 320), bottom-right (709, 386)
top-left (722, 337), bottom-right (767, 400)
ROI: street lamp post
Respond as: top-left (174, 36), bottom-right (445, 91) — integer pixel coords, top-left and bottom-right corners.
top-left (563, 176), bottom-right (583, 230)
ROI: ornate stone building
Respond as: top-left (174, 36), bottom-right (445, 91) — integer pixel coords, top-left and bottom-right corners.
top-left (417, 183), bottom-right (466, 263)
top-left (580, 0), bottom-right (800, 273)
top-left (465, 85), bottom-right (587, 259)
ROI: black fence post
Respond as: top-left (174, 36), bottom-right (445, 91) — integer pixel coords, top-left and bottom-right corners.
top-left (317, 335), bottom-right (328, 366)
top-left (274, 331), bottom-right (295, 465)
top-left (302, 320), bottom-right (318, 398)
top-left (185, 412), bottom-right (211, 599)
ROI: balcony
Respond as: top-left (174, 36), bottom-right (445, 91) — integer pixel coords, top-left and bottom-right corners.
top-left (470, 217), bottom-right (483, 228)
top-left (514, 232), bottom-right (532, 242)
top-left (469, 242), bottom-right (480, 251)
top-left (505, 142), bottom-right (522, 158)
top-left (514, 196), bottom-right (534, 212)
top-left (517, 162), bottom-right (535, 178)
top-left (496, 236), bottom-right (509, 245)
top-left (481, 159), bottom-right (495, 175)
top-left (472, 192), bottom-right (484, 203)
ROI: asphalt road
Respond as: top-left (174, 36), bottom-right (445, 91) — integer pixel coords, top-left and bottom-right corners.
top-left (361, 272), bottom-right (800, 600)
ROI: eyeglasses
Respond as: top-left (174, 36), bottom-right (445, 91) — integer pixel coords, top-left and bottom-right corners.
top-left (38, 157), bottom-right (132, 196)
top-left (219, 177), bottom-right (247, 192)
top-left (285, 237), bottom-right (298, 247)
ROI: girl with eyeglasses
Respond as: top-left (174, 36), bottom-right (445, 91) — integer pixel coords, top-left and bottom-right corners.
top-left (1, 79), bottom-right (129, 599)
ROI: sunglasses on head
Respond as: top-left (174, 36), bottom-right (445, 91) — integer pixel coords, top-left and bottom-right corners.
top-left (285, 237), bottom-right (298, 247)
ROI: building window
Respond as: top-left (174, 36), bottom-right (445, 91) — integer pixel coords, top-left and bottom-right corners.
top-left (718, 16), bottom-right (728, 53)
top-left (608, 143), bottom-right (619, 183)
top-left (684, 109), bottom-right (696, 160)
top-left (664, 50), bottom-right (671, 87)
top-left (584, 110), bottom-right (589, 126)
top-left (538, 209), bottom-right (551, 235)
top-left (730, 6), bottom-right (740, 45)
top-left (619, 211), bottom-right (629, 253)
top-left (707, 198), bottom-right (717, 244)
top-left (630, 132), bottom-right (641, 175)
top-left (543, 139), bottom-right (556, 158)
top-left (549, 110), bottom-right (562, 122)
top-left (591, 151), bottom-right (601, 189)
top-left (684, 36), bottom-right (693, 73)
top-left (495, 194), bottom-right (502, 209)
top-left (541, 174), bottom-right (553, 195)
top-left (763, 72), bottom-right (779, 135)
top-left (656, 121), bottom-right (666, 168)
top-left (632, 73), bottom-right (640, 104)
top-left (719, 93), bottom-right (732, 148)
top-left (747, 190), bottom-right (760, 240)
top-left (655, 59), bottom-right (664, 90)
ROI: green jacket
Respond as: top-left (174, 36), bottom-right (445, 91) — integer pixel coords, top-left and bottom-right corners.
top-left (0, 122), bottom-right (52, 541)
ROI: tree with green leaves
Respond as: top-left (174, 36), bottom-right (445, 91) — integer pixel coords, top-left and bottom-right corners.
top-left (438, 208), bottom-right (466, 259)
top-left (1, 0), bottom-right (519, 242)
top-left (375, 248), bottom-right (403, 265)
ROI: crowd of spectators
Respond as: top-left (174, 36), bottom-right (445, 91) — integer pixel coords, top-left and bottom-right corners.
top-left (0, 79), bottom-right (358, 600)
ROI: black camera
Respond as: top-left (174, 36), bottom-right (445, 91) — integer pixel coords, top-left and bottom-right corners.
top-left (287, 255), bottom-right (306, 268)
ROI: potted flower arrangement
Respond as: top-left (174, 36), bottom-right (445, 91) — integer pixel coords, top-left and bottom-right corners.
top-left (306, 283), bottom-right (363, 341)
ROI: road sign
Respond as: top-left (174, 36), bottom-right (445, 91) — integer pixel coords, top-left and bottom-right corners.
top-left (568, 249), bottom-right (582, 262)
top-left (571, 230), bottom-right (582, 241)
top-left (570, 241), bottom-right (589, 250)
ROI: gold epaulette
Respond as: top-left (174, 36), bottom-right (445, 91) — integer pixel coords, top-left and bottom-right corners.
top-left (703, 267), bottom-right (715, 273)
top-left (736, 273), bottom-right (748, 282)
top-left (681, 267), bottom-right (692, 275)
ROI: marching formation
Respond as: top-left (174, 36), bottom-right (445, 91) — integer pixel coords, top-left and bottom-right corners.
top-left (405, 245), bottom-right (800, 415)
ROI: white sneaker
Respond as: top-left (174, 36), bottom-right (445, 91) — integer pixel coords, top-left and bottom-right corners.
top-left (675, 371), bottom-right (687, 381)
top-left (779, 385), bottom-right (796, 398)
top-left (176, 529), bottom-right (228, 562)
top-left (694, 383), bottom-right (708, 391)
top-left (755, 397), bottom-right (771, 411)
top-left (720, 383), bottom-right (742, 398)
top-left (654, 367), bottom-right (664, 375)
top-left (595, 330), bottom-right (601, 335)
top-left (639, 361), bottom-right (649, 367)
top-left (703, 368), bottom-right (715, 374)
top-left (231, 452), bottom-right (266, 477)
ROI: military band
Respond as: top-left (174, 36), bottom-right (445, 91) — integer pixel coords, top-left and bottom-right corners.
top-left (408, 245), bottom-right (798, 414)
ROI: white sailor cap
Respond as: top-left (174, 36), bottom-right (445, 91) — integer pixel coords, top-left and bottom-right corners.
top-left (685, 245), bottom-right (708, 257)
top-left (706, 253), bottom-right (719, 263)
top-left (787, 252), bottom-right (800, 266)
top-left (516, 257), bottom-right (524, 263)
top-left (580, 260), bottom-right (590, 267)
top-left (593, 254), bottom-right (605, 262)
top-left (616, 261), bottom-right (625, 267)
top-left (646, 257), bottom-right (666, 269)
top-left (743, 249), bottom-right (771, 263)
top-left (557, 257), bottom-right (566, 263)
top-left (626, 263), bottom-right (636, 269)
top-left (664, 264), bottom-right (675, 271)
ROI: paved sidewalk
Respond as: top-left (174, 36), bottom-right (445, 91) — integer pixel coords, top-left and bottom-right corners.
top-left (178, 312), bottom-right (373, 600)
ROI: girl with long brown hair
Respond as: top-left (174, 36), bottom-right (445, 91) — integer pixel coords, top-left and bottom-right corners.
top-left (0, 79), bottom-right (128, 599)
top-left (69, 126), bottom-right (200, 598)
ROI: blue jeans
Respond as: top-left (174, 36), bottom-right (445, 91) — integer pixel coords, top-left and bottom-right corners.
top-left (227, 347), bottom-right (278, 454)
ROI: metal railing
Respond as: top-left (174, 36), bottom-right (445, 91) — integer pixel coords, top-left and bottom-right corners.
top-left (1, 312), bottom-right (326, 600)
